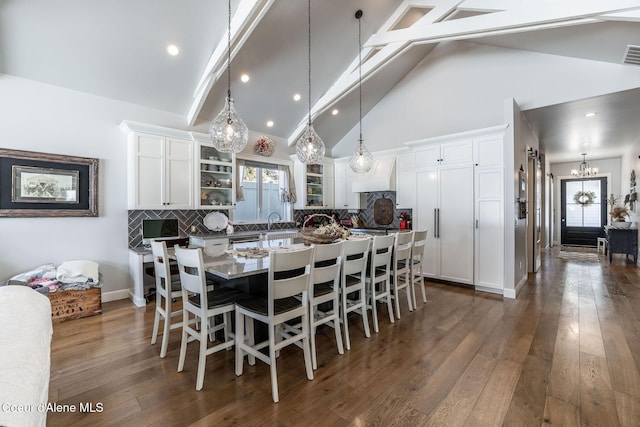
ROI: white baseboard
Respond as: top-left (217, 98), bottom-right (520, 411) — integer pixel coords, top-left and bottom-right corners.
top-left (101, 289), bottom-right (131, 304)
top-left (475, 285), bottom-right (503, 296)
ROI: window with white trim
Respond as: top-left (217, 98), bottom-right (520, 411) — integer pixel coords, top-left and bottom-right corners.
top-left (232, 161), bottom-right (291, 223)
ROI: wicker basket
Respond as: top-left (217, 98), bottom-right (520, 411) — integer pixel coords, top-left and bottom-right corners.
top-left (301, 214), bottom-right (347, 245)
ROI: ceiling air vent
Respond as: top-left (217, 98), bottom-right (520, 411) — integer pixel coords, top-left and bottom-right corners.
top-left (623, 45), bottom-right (640, 65)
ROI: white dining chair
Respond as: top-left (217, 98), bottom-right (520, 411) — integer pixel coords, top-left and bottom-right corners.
top-left (174, 246), bottom-right (249, 391)
top-left (390, 231), bottom-right (415, 319)
top-left (150, 240), bottom-right (183, 358)
top-left (308, 241), bottom-right (344, 369)
top-left (339, 238), bottom-right (371, 351)
top-left (410, 230), bottom-right (428, 307)
top-left (366, 234), bottom-right (396, 333)
top-left (234, 246), bottom-right (315, 403)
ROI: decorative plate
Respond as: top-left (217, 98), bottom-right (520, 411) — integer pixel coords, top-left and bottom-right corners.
top-left (203, 212), bottom-right (229, 231)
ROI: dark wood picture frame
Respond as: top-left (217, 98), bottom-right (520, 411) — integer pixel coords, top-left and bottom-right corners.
top-left (0, 148), bottom-right (98, 217)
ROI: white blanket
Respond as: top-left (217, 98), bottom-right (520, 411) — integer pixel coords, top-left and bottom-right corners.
top-left (56, 260), bottom-right (99, 284)
top-left (0, 286), bottom-right (52, 427)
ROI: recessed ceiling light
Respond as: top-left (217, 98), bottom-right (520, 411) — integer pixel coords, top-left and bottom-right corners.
top-left (332, 109), bottom-right (339, 115)
top-left (293, 93), bottom-right (301, 101)
top-left (585, 112), bottom-right (597, 117)
top-left (240, 74), bottom-right (250, 83)
top-left (166, 44), bottom-right (180, 56)
top-left (266, 120), bottom-right (274, 127)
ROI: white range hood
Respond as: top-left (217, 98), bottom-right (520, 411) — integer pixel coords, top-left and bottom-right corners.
top-left (352, 157), bottom-right (396, 193)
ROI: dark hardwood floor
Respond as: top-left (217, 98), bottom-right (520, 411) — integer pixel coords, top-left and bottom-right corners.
top-left (47, 248), bottom-right (640, 426)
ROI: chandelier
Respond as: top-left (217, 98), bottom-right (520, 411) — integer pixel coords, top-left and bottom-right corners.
top-left (349, 10), bottom-right (373, 173)
top-left (571, 153), bottom-right (598, 178)
top-left (295, 0), bottom-right (325, 165)
top-left (209, 0), bottom-right (248, 153)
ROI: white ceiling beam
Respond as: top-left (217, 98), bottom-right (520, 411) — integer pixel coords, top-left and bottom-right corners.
top-left (289, 1), bottom-right (640, 146)
top-left (187, 0), bottom-right (274, 127)
top-left (288, 1), bottom-right (462, 146)
top-left (368, 1), bottom-right (640, 46)
top-left (598, 10), bottom-right (640, 22)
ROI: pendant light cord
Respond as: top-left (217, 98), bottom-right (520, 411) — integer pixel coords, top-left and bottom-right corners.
top-left (357, 11), bottom-right (363, 148)
top-left (227, 0), bottom-right (232, 100)
top-left (307, 0), bottom-right (312, 127)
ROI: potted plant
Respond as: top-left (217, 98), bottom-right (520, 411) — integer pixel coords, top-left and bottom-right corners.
top-left (610, 205), bottom-right (630, 227)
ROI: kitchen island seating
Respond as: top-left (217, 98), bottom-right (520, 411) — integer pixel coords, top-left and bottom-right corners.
top-left (391, 231), bottom-right (415, 319)
top-left (150, 240), bottom-right (183, 358)
top-left (366, 234), bottom-right (396, 333)
top-left (410, 230), bottom-right (428, 307)
top-left (174, 246), bottom-right (250, 391)
top-left (308, 241), bottom-right (344, 369)
top-left (339, 238), bottom-right (371, 350)
top-left (234, 246), bottom-right (315, 403)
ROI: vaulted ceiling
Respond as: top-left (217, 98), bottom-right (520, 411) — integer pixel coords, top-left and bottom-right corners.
top-left (1, 0), bottom-right (639, 162)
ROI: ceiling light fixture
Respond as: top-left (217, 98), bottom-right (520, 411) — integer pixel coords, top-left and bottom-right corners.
top-left (293, 93), bottom-right (301, 101)
top-left (571, 153), bottom-right (598, 178)
top-left (332, 109), bottom-right (339, 115)
top-left (240, 74), bottom-right (250, 83)
top-left (166, 44), bottom-right (180, 56)
top-left (585, 112), bottom-right (597, 117)
top-left (295, 0), bottom-right (325, 165)
top-left (266, 120), bottom-right (274, 127)
top-left (349, 10), bottom-right (373, 174)
top-left (209, 0), bottom-right (248, 153)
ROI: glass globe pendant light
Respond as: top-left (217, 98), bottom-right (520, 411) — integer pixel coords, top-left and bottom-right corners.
top-left (296, 0), bottom-right (325, 164)
top-left (209, 0), bottom-right (248, 153)
top-left (349, 10), bottom-right (373, 173)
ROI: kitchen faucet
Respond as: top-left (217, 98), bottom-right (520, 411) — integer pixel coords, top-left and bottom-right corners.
top-left (267, 211), bottom-right (282, 230)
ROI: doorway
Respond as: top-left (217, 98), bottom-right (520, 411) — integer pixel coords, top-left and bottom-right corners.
top-left (560, 177), bottom-right (607, 246)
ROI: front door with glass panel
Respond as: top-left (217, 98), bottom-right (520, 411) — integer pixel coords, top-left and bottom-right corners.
top-left (560, 177), bottom-right (607, 246)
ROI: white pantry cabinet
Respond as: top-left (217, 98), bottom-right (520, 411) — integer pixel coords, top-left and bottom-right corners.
top-left (125, 131), bottom-right (194, 210)
top-left (416, 159), bottom-right (474, 285)
top-left (406, 127), bottom-right (506, 292)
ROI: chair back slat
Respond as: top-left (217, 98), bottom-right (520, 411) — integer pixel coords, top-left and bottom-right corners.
top-left (269, 247), bottom-right (314, 301)
top-left (150, 240), bottom-right (171, 285)
top-left (371, 234), bottom-right (395, 269)
top-left (412, 230), bottom-right (428, 260)
top-left (394, 231), bottom-right (414, 265)
top-left (174, 246), bottom-right (206, 296)
top-left (341, 238), bottom-right (370, 276)
top-left (312, 241), bottom-right (343, 286)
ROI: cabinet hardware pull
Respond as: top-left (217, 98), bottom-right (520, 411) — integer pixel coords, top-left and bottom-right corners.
top-left (476, 219), bottom-right (479, 229)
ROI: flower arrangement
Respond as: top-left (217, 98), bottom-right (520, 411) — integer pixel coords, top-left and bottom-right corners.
top-left (610, 205), bottom-right (629, 222)
top-left (255, 136), bottom-right (275, 157)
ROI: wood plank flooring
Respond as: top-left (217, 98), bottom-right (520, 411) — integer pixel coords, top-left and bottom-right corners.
top-left (46, 248), bottom-right (640, 426)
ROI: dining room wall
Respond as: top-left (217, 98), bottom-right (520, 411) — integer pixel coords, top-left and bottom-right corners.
top-left (0, 75), bottom-right (208, 300)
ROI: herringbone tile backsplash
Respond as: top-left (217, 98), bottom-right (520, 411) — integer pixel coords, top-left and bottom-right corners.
top-left (128, 192), bottom-right (411, 247)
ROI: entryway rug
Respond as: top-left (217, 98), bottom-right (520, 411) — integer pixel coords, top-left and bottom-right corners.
top-left (558, 248), bottom-right (600, 262)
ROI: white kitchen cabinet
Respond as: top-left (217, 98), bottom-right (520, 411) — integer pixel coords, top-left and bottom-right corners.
top-left (196, 141), bottom-right (235, 209)
top-left (334, 162), bottom-right (364, 209)
top-left (474, 167), bottom-right (504, 291)
top-left (293, 158), bottom-right (334, 209)
top-left (413, 140), bottom-right (472, 168)
top-left (395, 153), bottom-right (416, 209)
top-left (416, 163), bottom-right (474, 285)
top-left (126, 132), bottom-right (194, 210)
top-left (473, 134), bottom-right (503, 167)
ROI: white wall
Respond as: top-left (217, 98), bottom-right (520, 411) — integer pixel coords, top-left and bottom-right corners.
top-left (0, 75), bottom-right (210, 300)
top-left (508, 99), bottom-right (539, 296)
top-left (332, 40), bottom-right (640, 158)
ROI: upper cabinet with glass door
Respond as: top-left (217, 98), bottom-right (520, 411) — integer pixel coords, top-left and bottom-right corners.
top-left (197, 142), bottom-right (236, 209)
top-left (292, 157), bottom-right (334, 209)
